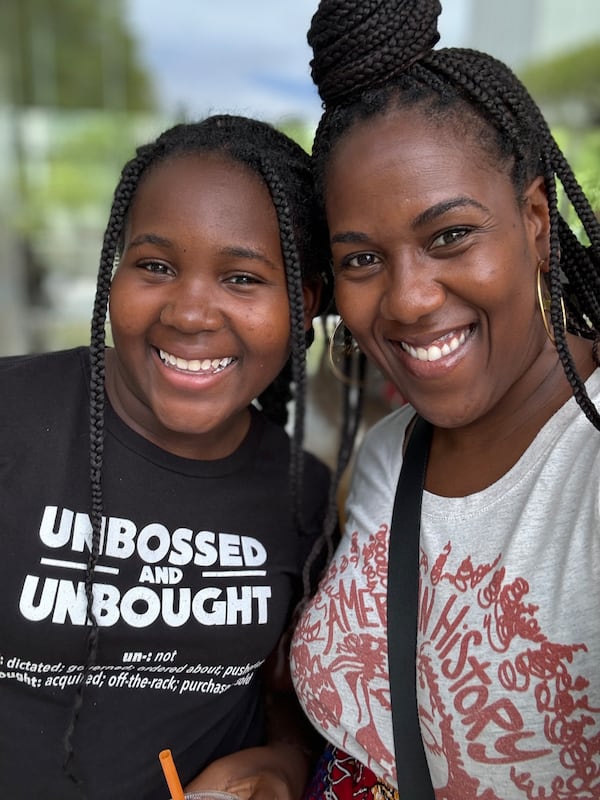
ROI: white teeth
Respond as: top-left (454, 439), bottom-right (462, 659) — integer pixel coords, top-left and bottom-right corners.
top-left (159, 350), bottom-right (235, 374)
top-left (401, 329), bottom-right (468, 362)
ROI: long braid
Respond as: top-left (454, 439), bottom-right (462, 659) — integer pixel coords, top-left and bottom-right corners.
top-left (64, 115), bottom-right (332, 788)
top-left (256, 153), bottom-right (309, 529)
top-left (557, 217), bottom-right (600, 330)
top-left (545, 171), bottom-right (600, 429)
top-left (295, 323), bottom-right (367, 618)
top-left (308, 0), bottom-right (600, 435)
top-left (63, 150), bottom-right (154, 786)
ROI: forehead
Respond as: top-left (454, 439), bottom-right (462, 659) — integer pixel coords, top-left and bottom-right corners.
top-left (324, 109), bottom-right (511, 221)
top-left (127, 152), bottom-right (280, 243)
top-left (135, 151), bottom-right (269, 209)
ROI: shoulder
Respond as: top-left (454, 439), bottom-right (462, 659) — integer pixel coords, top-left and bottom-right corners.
top-left (339, 405), bottom-right (415, 522)
top-left (0, 346), bottom-right (89, 382)
top-left (356, 403), bottom-right (415, 470)
top-left (0, 347), bottom-right (90, 415)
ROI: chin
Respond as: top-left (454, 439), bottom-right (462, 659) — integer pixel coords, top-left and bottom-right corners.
top-left (158, 416), bottom-right (222, 437)
top-left (407, 397), bottom-right (481, 430)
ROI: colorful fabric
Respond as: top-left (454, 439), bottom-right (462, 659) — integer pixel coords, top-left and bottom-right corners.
top-left (304, 745), bottom-right (399, 800)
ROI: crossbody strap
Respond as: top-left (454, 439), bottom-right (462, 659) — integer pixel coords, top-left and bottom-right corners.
top-left (387, 415), bottom-right (435, 798)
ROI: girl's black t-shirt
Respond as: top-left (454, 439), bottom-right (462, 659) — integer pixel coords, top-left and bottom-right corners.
top-left (0, 347), bottom-right (330, 799)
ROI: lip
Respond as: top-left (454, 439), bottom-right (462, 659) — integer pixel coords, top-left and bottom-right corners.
top-left (400, 324), bottom-right (474, 360)
top-left (153, 347), bottom-right (238, 385)
top-left (387, 324), bottom-right (476, 377)
top-left (158, 347), bottom-right (237, 373)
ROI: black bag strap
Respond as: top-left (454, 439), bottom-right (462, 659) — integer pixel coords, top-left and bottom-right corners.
top-left (387, 415), bottom-right (435, 798)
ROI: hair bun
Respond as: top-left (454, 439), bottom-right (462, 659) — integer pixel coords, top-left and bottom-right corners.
top-left (308, 0), bottom-right (442, 107)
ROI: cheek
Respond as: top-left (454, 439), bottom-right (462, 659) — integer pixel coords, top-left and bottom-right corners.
top-left (109, 287), bottom-right (153, 337)
top-left (334, 280), bottom-right (375, 332)
top-left (254, 301), bottom-right (291, 343)
top-left (477, 259), bottom-right (535, 317)
top-left (262, 323), bottom-right (292, 359)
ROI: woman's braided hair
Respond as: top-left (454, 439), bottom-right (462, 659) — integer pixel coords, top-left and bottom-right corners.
top-left (308, 0), bottom-right (600, 429)
top-left (64, 114), bottom-right (332, 788)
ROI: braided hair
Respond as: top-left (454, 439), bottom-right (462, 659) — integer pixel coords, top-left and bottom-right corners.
top-left (297, 0), bottom-right (600, 605)
top-left (64, 114), bottom-right (332, 788)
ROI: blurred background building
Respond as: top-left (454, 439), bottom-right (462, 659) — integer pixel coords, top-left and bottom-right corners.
top-left (1, 0), bottom-right (599, 464)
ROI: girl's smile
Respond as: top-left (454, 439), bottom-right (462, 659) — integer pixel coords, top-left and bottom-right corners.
top-left (157, 349), bottom-right (236, 375)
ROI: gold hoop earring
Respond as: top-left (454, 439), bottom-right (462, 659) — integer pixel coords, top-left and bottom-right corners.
top-left (536, 260), bottom-right (567, 344)
top-left (327, 318), bottom-right (364, 387)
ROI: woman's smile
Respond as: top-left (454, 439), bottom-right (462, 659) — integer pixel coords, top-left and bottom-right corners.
top-left (397, 325), bottom-right (475, 363)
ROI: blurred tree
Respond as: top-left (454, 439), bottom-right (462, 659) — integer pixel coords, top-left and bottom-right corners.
top-left (278, 117), bottom-right (314, 154)
top-left (14, 113), bottom-right (164, 234)
top-left (0, 0), bottom-right (155, 111)
top-left (520, 39), bottom-right (600, 125)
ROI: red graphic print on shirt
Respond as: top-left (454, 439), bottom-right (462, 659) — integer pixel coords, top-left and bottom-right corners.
top-left (292, 527), bottom-right (600, 799)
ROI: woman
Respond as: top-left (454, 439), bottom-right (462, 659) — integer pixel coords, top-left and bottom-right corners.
top-left (290, 1), bottom-right (600, 798)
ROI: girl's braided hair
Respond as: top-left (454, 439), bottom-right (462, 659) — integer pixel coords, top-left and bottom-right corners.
top-left (309, 0), bottom-right (600, 427)
top-left (65, 114), bottom-right (332, 787)
top-left (298, 0), bottom-right (600, 606)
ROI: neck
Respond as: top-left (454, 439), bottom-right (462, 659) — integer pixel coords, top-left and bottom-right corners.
top-left (425, 335), bottom-right (596, 497)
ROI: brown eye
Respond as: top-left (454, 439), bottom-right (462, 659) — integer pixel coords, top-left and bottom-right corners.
top-left (139, 260), bottom-right (173, 275)
top-left (431, 228), bottom-right (471, 249)
top-left (343, 252), bottom-right (380, 269)
top-left (226, 274), bottom-right (263, 286)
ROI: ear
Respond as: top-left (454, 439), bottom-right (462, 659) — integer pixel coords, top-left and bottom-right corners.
top-left (522, 175), bottom-right (550, 269)
top-left (302, 278), bottom-right (323, 332)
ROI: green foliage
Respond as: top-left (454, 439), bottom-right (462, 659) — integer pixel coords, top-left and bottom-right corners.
top-left (12, 111), bottom-right (166, 236)
top-left (277, 117), bottom-right (315, 153)
top-left (519, 39), bottom-right (600, 123)
top-left (0, 0), bottom-right (155, 111)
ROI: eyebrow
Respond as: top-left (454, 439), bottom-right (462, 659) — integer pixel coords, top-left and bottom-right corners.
top-left (411, 196), bottom-right (490, 228)
top-left (220, 246), bottom-right (280, 270)
top-left (330, 230), bottom-right (371, 245)
top-left (330, 196), bottom-right (490, 246)
top-left (127, 233), bottom-right (173, 249)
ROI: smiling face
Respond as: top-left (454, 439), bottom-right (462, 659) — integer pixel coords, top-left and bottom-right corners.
top-left (325, 107), bottom-right (551, 431)
top-left (107, 152), bottom-right (299, 458)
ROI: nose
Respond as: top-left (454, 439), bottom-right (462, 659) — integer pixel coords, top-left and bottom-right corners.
top-left (380, 255), bottom-right (446, 325)
top-left (159, 280), bottom-right (224, 333)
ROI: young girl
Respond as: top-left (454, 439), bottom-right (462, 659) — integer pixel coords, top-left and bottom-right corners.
top-left (291, 1), bottom-right (600, 799)
top-left (0, 115), bottom-right (332, 799)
